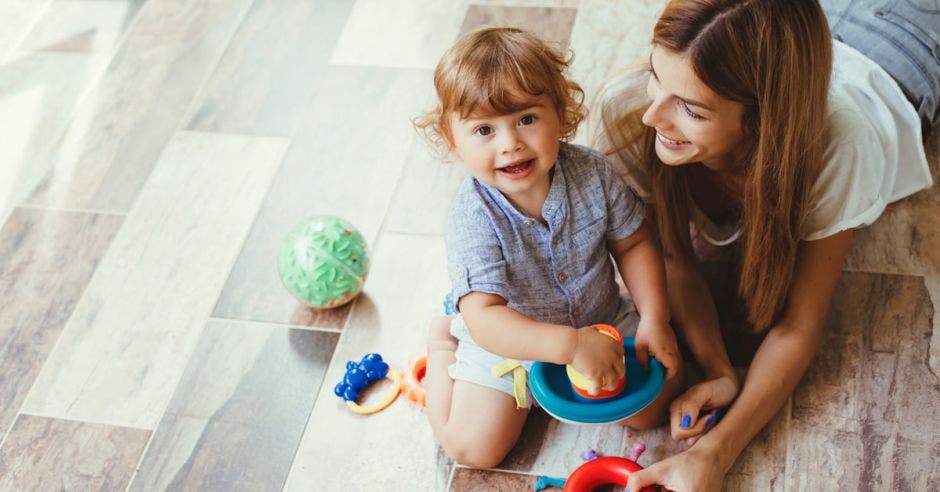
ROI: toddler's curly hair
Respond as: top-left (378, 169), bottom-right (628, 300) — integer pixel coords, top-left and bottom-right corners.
top-left (414, 27), bottom-right (586, 157)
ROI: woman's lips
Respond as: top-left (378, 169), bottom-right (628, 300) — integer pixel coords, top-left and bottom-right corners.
top-left (656, 131), bottom-right (691, 149)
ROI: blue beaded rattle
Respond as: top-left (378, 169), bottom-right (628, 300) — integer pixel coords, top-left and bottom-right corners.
top-left (334, 353), bottom-right (401, 415)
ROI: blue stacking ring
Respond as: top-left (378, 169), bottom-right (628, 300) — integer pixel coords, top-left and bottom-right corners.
top-left (529, 337), bottom-right (665, 425)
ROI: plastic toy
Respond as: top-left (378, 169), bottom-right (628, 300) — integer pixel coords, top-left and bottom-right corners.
top-left (334, 353), bottom-right (400, 415)
top-left (579, 449), bottom-right (598, 461)
top-left (534, 475), bottom-right (567, 491)
top-left (563, 443), bottom-right (657, 492)
top-left (401, 355), bottom-right (427, 407)
top-left (529, 336), bottom-right (665, 425)
top-left (565, 325), bottom-right (626, 401)
top-left (278, 216), bottom-right (369, 309)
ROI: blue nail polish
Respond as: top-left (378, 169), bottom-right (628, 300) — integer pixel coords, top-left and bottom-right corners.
top-left (705, 414), bottom-right (715, 426)
top-left (715, 407), bottom-right (724, 420)
top-left (681, 414), bottom-right (691, 428)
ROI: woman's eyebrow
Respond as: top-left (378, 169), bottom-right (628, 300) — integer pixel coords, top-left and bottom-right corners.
top-left (649, 53), bottom-right (716, 112)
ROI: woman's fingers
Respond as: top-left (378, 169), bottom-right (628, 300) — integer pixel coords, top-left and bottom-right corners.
top-left (626, 461), bottom-right (663, 492)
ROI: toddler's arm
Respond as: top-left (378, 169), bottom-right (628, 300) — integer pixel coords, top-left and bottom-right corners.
top-left (459, 292), bottom-right (626, 392)
top-left (609, 220), bottom-right (680, 378)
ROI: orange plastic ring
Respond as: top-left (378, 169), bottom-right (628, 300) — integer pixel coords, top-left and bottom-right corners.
top-left (346, 367), bottom-right (401, 415)
top-left (401, 355), bottom-right (427, 407)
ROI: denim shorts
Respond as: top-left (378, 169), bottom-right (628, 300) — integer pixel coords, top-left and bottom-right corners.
top-left (822, 0), bottom-right (940, 132)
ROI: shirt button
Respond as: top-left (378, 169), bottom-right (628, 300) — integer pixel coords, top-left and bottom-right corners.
top-left (457, 269), bottom-right (465, 278)
top-left (572, 307), bottom-right (580, 317)
top-left (558, 272), bottom-right (567, 282)
top-left (524, 218), bottom-right (535, 226)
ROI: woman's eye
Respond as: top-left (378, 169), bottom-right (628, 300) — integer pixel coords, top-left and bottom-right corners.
top-left (681, 102), bottom-right (705, 120)
top-left (475, 126), bottom-right (493, 136)
top-left (519, 114), bottom-right (536, 125)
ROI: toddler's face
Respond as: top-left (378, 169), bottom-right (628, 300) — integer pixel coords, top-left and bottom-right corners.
top-left (448, 94), bottom-right (563, 206)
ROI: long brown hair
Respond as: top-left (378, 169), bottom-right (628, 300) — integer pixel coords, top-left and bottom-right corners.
top-left (601, 0), bottom-right (832, 330)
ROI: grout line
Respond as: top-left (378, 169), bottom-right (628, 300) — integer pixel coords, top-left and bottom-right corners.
top-left (15, 203), bottom-right (128, 217)
top-left (207, 316), bottom-right (344, 334)
top-left (2, 411), bottom-right (152, 432)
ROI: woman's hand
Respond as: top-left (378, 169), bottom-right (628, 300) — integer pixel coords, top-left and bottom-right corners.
top-left (627, 443), bottom-right (728, 492)
top-left (569, 326), bottom-right (626, 394)
top-left (634, 317), bottom-right (680, 380)
top-left (669, 375), bottom-right (738, 442)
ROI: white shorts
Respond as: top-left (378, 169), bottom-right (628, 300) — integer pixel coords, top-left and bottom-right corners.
top-left (447, 295), bottom-right (639, 407)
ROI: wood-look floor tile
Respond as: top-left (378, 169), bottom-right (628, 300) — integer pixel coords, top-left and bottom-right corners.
top-left (786, 271), bottom-right (940, 490)
top-left (212, 66), bottom-right (432, 328)
top-left (23, 0), bottom-right (255, 212)
top-left (18, 0), bottom-right (144, 54)
top-left (844, 131), bottom-right (940, 277)
top-left (451, 468), bottom-right (538, 491)
top-left (329, 0), bottom-right (468, 69)
top-left (0, 208), bottom-right (122, 439)
top-left (0, 415), bottom-right (150, 490)
top-left (130, 320), bottom-right (338, 491)
top-left (185, 0), bottom-right (352, 137)
top-left (0, 51), bottom-right (109, 214)
top-left (0, 0), bottom-right (53, 62)
top-left (927, 276), bottom-right (939, 380)
top-left (384, 141), bottom-right (468, 236)
top-left (498, 409), bottom-right (626, 478)
top-left (283, 233), bottom-right (452, 491)
top-left (569, 0), bottom-right (666, 118)
top-left (458, 5), bottom-right (577, 47)
top-left (21, 132), bottom-right (286, 429)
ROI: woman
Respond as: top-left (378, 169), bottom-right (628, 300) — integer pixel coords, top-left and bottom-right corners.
top-left (596, 0), bottom-right (937, 489)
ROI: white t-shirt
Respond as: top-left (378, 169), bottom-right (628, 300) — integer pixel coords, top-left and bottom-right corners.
top-left (596, 40), bottom-right (932, 244)
top-left (801, 40), bottom-right (932, 240)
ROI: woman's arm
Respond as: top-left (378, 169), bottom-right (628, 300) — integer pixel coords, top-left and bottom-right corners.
top-left (629, 229), bottom-right (854, 491)
top-left (700, 229), bottom-right (853, 471)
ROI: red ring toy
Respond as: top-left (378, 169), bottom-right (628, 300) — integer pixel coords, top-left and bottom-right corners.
top-left (401, 355), bottom-right (427, 407)
top-left (562, 457), bottom-right (657, 491)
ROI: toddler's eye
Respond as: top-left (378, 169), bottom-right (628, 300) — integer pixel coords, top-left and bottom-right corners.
top-left (475, 125), bottom-right (493, 136)
top-left (519, 114), bottom-right (536, 125)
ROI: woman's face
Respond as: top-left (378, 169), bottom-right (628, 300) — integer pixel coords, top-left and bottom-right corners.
top-left (642, 46), bottom-right (746, 172)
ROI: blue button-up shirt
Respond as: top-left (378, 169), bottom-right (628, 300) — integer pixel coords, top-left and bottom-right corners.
top-left (445, 142), bottom-right (645, 328)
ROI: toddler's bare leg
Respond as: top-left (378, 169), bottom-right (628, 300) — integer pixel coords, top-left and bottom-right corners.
top-left (424, 316), bottom-right (528, 468)
top-left (619, 358), bottom-right (684, 430)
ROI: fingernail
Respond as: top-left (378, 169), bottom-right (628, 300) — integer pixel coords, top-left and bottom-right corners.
top-left (681, 414), bottom-right (691, 428)
top-left (715, 407), bottom-right (724, 420)
top-left (705, 414), bottom-right (715, 426)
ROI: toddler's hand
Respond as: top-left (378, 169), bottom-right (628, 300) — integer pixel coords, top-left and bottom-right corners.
top-left (570, 326), bottom-right (625, 394)
top-left (635, 317), bottom-right (680, 380)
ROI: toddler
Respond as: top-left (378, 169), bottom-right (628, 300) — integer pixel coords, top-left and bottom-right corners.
top-left (414, 27), bottom-right (681, 468)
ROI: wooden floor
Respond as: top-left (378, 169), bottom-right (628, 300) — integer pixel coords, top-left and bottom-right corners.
top-left (0, 1), bottom-right (937, 490)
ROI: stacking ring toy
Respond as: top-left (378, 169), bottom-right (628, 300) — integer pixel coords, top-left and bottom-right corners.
top-left (401, 355), bottom-right (427, 407)
top-left (530, 337), bottom-right (665, 424)
top-left (566, 325), bottom-right (626, 401)
top-left (562, 457), bottom-right (656, 492)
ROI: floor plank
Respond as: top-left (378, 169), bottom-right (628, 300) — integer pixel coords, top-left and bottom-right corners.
top-left (24, 0), bottom-right (255, 212)
top-left (212, 65), bottom-right (432, 328)
top-left (0, 415), bottom-right (149, 490)
top-left (0, 51), bottom-right (108, 215)
top-left (786, 271), bottom-right (940, 490)
top-left (130, 320), bottom-right (338, 491)
top-left (17, 0), bottom-right (144, 54)
top-left (0, 0), bottom-right (53, 62)
top-left (20, 131), bottom-right (286, 429)
top-left (0, 208), bottom-right (123, 440)
top-left (283, 233), bottom-right (452, 491)
top-left (185, 0), bottom-right (353, 137)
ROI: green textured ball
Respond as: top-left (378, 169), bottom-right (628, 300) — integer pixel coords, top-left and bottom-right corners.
top-left (277, 216), bottom-right (369, 309)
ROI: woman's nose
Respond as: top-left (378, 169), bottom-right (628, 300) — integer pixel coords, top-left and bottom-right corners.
top-left (641, 97), bottom-right (667, 129)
